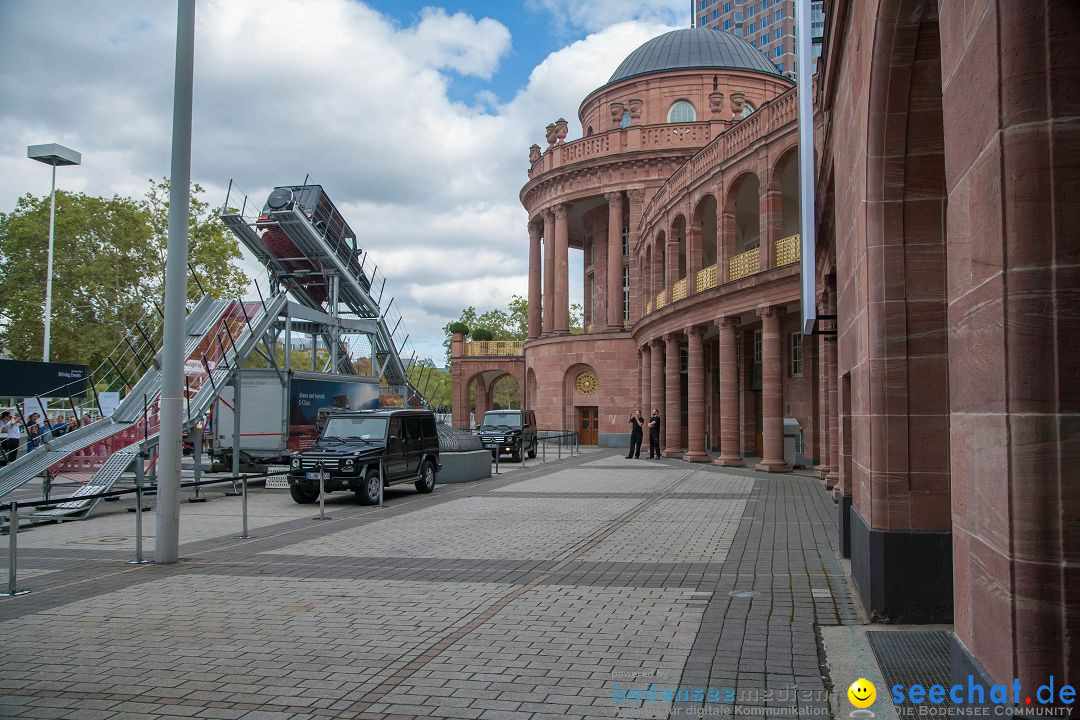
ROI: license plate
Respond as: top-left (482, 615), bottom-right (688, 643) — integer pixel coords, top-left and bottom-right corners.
top-left (265, 477), bottom-right (290, 489)
top-left (305, 472), bottom-right (323, 480)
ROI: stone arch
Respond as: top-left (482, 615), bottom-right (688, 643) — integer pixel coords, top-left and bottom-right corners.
top-left (692, 193), bottom-right (718, 271)
top-left (670, 214), bottom-right (687, 281)
top-left (526, 367), bottom-right (537, 410)
top-left (562, 362), bottom-right (600, 443)
top-left (653, 229), bottom-right (666, 304)
top-left (723, 171), bottom-right (760, 259)
top-left (487, 372), bottom-right (522, 410)
top-left (771, 146), bottom-right (800, 240)
top-left (854, 0), bottom-right (951, 623)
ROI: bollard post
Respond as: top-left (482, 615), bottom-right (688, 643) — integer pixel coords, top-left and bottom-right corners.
top-left (234, 474), bottom-right (255, 539)
top-left (558, 435), bottom-right (562, 460)
top-left (313, 463), bottom-right (330, 520)
top-left (542, 437), bottom-right (546, 463)
top-left (377, 459), bottom-right (386, 509)
top-left (494, 447), bottom-right (499, 474)
top-left (189, 421), bottom-right (206, 502)
top-left (129, 454), bottom-right (152, 565)
top-left (519, 439), bottom-right (526, 469)
top-left (2, 501), bottom-right (29, 596)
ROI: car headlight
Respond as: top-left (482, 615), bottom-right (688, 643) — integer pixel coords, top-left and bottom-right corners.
top-left (341, 458), bottom-right (355, 471)
top-left (290, 457), bottom-right (301, 469)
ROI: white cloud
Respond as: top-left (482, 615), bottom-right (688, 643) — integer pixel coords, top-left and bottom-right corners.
top-left (0, 1), bottom-right (671, 362)
top-left (527, 0), bottom-right (686, 34)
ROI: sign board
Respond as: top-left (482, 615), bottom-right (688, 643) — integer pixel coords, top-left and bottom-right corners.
top-left (0, 360), bottom-right (87, 398)
top-left (99, 392), bottom-right (120, 417)
top-left (22, 397), bottom-right (49, 417)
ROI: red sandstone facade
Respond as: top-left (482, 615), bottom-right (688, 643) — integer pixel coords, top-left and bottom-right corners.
top-left (815, 0), bottom-right (1076, 695)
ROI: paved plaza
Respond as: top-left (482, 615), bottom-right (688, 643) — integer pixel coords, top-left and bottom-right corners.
top-left (0, 451), bottom-right (865, 719)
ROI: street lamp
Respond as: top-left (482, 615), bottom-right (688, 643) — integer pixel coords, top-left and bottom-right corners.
top-left (27, 143), bottom-right (81, 363)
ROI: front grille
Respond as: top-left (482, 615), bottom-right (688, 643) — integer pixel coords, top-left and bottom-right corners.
top-left (298, 455), bottom-right (344, 470)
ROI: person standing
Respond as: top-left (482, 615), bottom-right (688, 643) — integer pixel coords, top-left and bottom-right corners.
top-left (626, 410), bottom-right (644, 459)
top-left (648, 409), bottom-right (661, 459)
top-left (26, 413), bottom-right (47, 450)
top-left (0, 411), bottom-right (19, 465)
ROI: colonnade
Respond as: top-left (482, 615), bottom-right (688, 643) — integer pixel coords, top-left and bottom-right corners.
top-left (636, 305), bottom-right (792, 471)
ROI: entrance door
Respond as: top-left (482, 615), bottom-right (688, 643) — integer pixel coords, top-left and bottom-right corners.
top-left (577, 406), bottom-right (598, 446)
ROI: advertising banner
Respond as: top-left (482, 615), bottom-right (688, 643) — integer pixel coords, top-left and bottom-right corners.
top-left (287, 375), bottom-right (380, 450)
top-left (99, 392), bottom-right (120, 417)
top-left (0, 360), bottom-right (87, 398)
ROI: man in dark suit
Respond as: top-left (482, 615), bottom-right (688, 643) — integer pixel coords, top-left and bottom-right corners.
top-left (627, 410), bottom-right (644, 459)
top-left (648, 409), bottom-right (661, 459)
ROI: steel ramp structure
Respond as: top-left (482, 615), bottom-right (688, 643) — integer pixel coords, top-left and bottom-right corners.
top-left (220, 180), bottom-right (425, 403)
top-left (0, 295), bottom-right (231, 499)
top-left (29, 292), bottom-right (288, 520)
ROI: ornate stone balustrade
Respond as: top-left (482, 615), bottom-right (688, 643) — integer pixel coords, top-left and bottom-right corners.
top-left (775, 233), bottom-right (801, 267)
top-left (528, 122), bottom-right (715, 179)
top-left (640, 86), bottom-right (798, 229)
top-left (728, 247), bottom-right (761, 281)
top-left (465, 340), bottom-right (524, 357)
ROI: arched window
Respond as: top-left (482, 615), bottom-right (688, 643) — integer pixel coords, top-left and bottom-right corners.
top-left (586, 126), bottom-right (594, 136)
top-left (741, 101), bottom-right (756, 119)
top-left (667, 100), bottom-right (696, 123)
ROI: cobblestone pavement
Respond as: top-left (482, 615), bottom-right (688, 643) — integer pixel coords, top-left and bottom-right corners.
top-left (0, 451), bottom-right (859, 719)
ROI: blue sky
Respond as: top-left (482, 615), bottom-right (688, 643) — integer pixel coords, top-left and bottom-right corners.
top-left (0, 0), bottom-right (688, 362)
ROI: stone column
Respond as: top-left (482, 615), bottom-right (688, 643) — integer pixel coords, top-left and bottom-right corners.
top-left (684, 326), bottom-right (708, 462)
top-left (542, 209), bottom-right (555, 335)
top-left (627, 189), bottom-right (644, 322)
top-left (605, 192), bottom-right (624, 330)
top-left (640, 344), bottom-right (651, 413)
top-left (474, 376), bottom-right (488, 426)
top-left (715, 317), bottom-right (743, 466)
top-left (756, 306), bottom-right (790, 472)
top-left (663, 333), bottom-right (682, 458)
top-left (650, 338), bottom-right (664, 419)
top-left (527, 220), bottom-right (542, 339)
top-left (554, 204), bottom-right (569, 334)
top-left (686, 217), bottom-right (702, 292)
top-left (665, 232), bottom-right (680, 290)
top-left (759, 159), bottom-right (781, 270)
top-left (719, 208), bottom-right (735, 283)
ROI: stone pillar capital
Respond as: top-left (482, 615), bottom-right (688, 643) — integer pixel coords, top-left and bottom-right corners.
top-left (528, 220), bottom-right (542, 239)
top-left (717, 316), bottom-right (740, 330)
top-left (649, 337), bottom-right (664, 350)
top-left (758, 305), bottom-right (786, 319)
top-left (553, 204), bottom-right (568, 220)
top-left (605, 191), bottom-right (623, 204)
top-left (686, 324), bottom-right (704, 338)
top-left (627, 188), bottom-right (645, 204)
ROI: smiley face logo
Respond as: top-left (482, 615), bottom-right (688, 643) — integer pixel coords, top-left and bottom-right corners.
top-left (847, 678), bottom-right (877, 708)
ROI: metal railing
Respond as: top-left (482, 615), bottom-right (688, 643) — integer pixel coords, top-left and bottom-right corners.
top-left (695, 264), bottom-right (718, 293)
top-left (671, 277), bottom-right (688, 302)
top-left (464, 340), bottom-right (524, 357)
top-left (775, 233), bottom-right (801, 267)
top-left (655, 289), bottom-right (667, 310)
top-left (728, 247), bottom-right (761, 281)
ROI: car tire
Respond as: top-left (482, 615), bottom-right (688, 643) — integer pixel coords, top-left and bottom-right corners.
top-left (414, 461), bottom-right (435, 494)
top-left (527, 440), bottom-right (537, 459)
top-left (358, 468), bottom-right (381, 505)
top-left (290, 483), bottom-right (319, 504)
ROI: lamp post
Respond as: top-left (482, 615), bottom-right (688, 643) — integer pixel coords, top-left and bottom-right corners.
top-left (27, 143), bottom-right (81, 363)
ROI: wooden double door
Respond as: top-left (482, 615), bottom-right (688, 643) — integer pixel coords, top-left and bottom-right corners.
top-left (577, 406), bottom-right (598, 446)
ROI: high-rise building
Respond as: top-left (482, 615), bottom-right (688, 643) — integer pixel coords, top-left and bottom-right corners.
top-left (691, 0), bottom-right (823, 78)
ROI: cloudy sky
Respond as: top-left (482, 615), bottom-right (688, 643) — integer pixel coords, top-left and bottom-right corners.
top-left (0, 0), bottom-right (687, 362)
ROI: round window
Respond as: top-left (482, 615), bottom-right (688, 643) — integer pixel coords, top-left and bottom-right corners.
top-left (667, 100), bottom-right (696, 123)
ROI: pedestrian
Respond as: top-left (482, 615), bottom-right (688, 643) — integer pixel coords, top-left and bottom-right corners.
top-left (648, 409), bottom-right (661, 459)
top-left (626, 410), bottom-right (644, 459)
top-left (26, 413), bottom-right (48, 450)
top-left (51, 414), bottom-right (68, 437)
top-left (0, 411), bottom-right (19, 465)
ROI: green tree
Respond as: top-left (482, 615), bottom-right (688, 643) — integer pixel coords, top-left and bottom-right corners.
top-left (442, 295), bottom-right (583, 362)
top-left (0, 180), bottom-right (249, 372)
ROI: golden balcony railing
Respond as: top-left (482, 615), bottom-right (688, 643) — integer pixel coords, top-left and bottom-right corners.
top-left (671, 278), bottom-right (688, 302)
top-left (464, 340), bottom-right (523, 357)
top-left (695, 264), bottom-right (717, 293)
top-left (645, 300), bottom-right (654, 314)
top-left (775, 233), bottom-right (801, 267)
top-left (728, 247), bottom-right (761, 282)
top-left (655, 289), bottom-right (667, 310)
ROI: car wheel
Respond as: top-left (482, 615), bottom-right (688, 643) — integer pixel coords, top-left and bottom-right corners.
top-left (358, 468), bottom-right (381, 506)
top-left (414, 461), bottom-right (435, 494)
top-left (527, 440), bottom-right (537, 459)
top-left (290, 483), bottom-right (319, 504)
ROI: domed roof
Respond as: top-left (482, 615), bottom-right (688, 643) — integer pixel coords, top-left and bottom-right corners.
top-left (608, 27), bottom-right (779, 84)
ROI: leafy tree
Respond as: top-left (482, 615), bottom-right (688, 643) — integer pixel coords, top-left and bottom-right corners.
top-left (441, 294), bottom-right (584, 363)
top-left (0, 180), bottom-right (249, 372)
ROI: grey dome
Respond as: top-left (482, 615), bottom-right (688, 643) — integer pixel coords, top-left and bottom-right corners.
top-left (608, 28), bottom-right (779, 84)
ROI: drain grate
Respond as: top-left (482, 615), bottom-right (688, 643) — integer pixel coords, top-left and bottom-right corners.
top-left (867, 631), bottom-right (952, 703)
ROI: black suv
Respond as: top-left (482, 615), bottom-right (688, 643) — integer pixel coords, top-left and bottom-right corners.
top-left (475, 409), bottom-right (537, 462)
top-left (287, 409), bottom-right (440, 505)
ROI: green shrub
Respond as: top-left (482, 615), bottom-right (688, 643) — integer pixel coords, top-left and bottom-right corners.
top-left (470, 328), bottom-right (494, 341)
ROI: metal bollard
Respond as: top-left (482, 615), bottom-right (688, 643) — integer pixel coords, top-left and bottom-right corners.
top-left (519, 440), bottom-right (526, 469)
top-left (494, 447), bottom-right (499, 474)
top-left (129, 456), bottom-right (152, 565)
top-left (314, 464), bottom-right (330, 520)
top-left (2, 501), bottom-right (29, 596)
top-left (377, 459), bottom-right (386, 509)
top-left (558, 436), bottom-right (562, 460)
top-left (542, 437), bottom-right (546, 463)
top-left (235, 475), bottom-right (255, 539)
